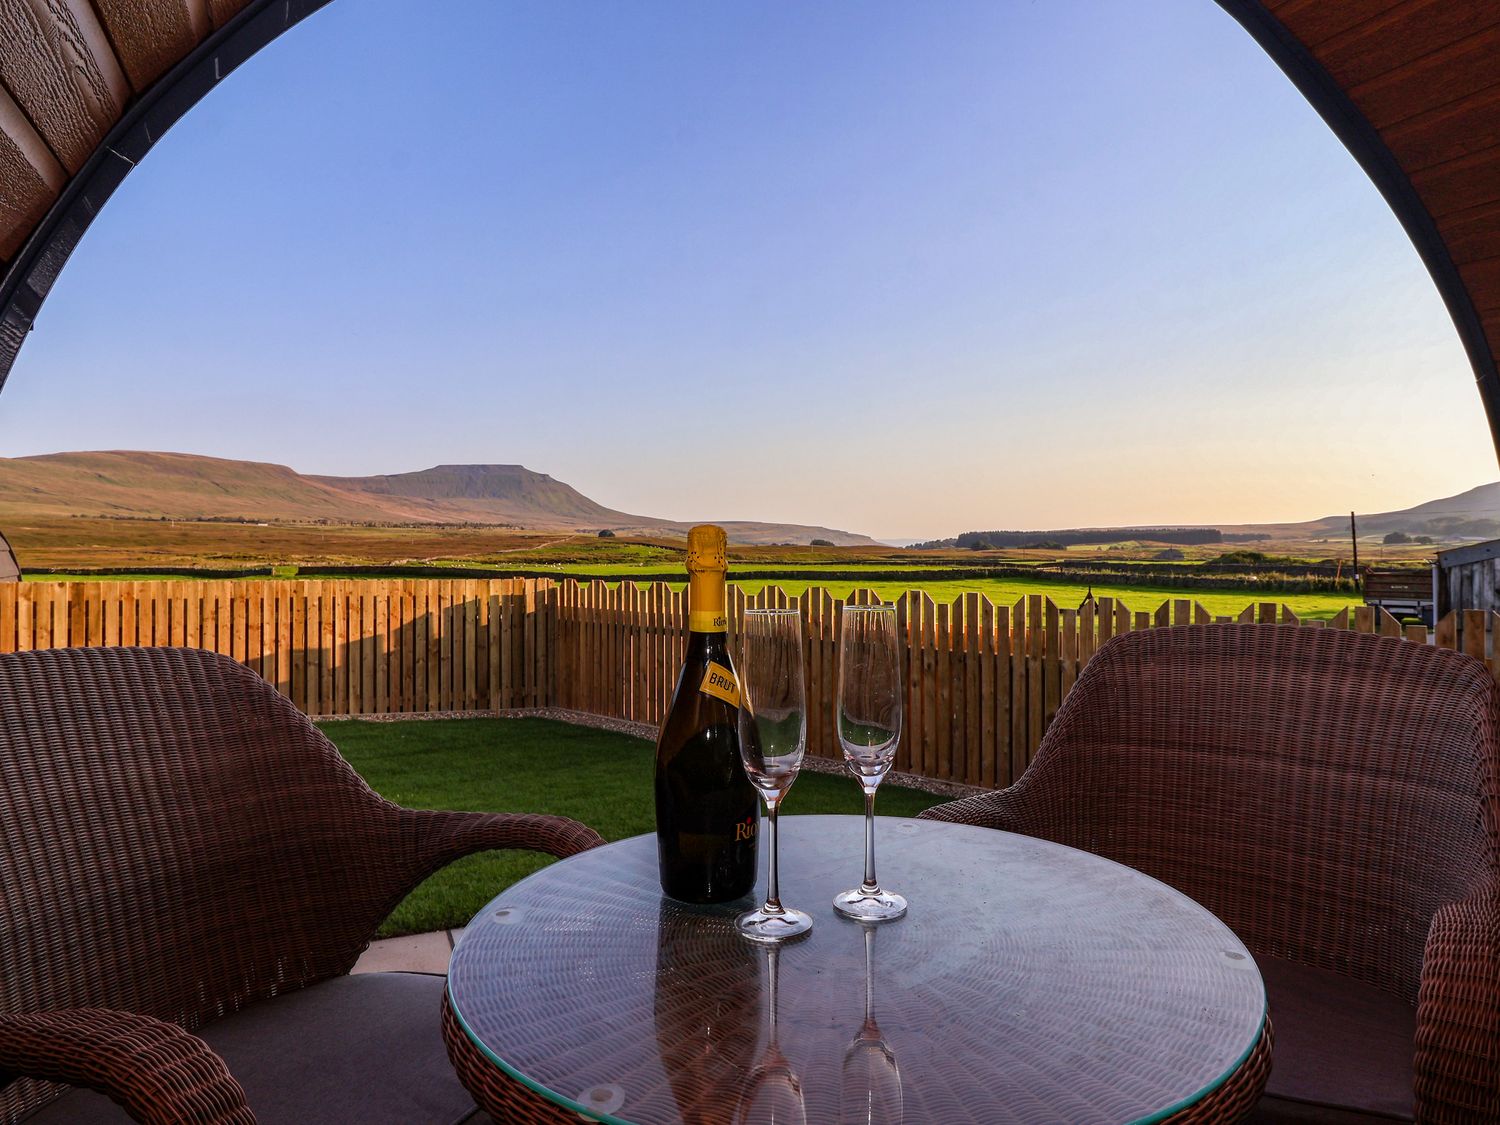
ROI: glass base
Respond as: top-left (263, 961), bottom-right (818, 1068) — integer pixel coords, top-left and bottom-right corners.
top-left (736, 905), bottom-right (814, 943)
top-left (833, 887), bottom-right (908, 922)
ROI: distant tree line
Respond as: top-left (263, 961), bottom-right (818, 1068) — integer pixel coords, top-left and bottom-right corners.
top-left (939, 528), bottom-right (1224, 550)
top-left (1409, 517), bottom-right (1500, 537)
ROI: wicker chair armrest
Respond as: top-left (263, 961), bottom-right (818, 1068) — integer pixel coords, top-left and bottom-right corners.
top-left (400, 808), bottom-right (607, 868)
top-left (0, 1008), bottom-right (254, 1124)
top-left (1415, 877), bottom-right (1500, 1123)
top-left (915, 786), bottom-right (1026, 832)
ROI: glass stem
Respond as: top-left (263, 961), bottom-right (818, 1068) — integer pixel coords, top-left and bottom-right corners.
top-left (862, 787), bottom-right (879, 893)
top-left (864, 925), bottom-right (875, 1022)
top-left (764, 797), bottom-right (783, 914)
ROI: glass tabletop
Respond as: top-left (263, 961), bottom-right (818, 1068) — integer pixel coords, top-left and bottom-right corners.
top-left (447, 815), bottom-right (1266, 1125)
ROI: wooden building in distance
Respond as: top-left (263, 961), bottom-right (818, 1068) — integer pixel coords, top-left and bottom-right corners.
top-left (0, 530), bottom-right (18, 582)
top-left (1434, 539), bottom-right (1500, 618)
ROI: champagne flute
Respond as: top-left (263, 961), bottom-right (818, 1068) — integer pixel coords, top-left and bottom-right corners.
top-left (840, 924), bottom-right (904, 1125)
top-left (735, 608), bottom-right (814, 942)
top-left (834, 604), bottom-right (907, 921)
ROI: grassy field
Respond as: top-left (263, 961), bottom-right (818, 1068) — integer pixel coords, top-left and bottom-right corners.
top-left (2, 517), bottom-right (664, 571)
top-left (728, 576), bottom-right (1360, 620)
top-left (540, 573), bottom-right (1358, 620)
top-left (10, 514), bottom-right (1371, 621)
top-left (24, 568), bottom-right (1361, 618)
top-left (23, 573), bottom-right (215, 582)
top-left (323, 717), bottom-right (943, 937)
top-left (22, 567), bottom-right (1361, 618)
top-left (7, 512), bottom-right (1441, 574)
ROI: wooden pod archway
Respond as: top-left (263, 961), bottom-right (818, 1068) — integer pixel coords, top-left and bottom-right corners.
top-left (0, 0), bottom-right (330, 391)
top-left (1217, 1), bottom-right (1500, 448)
top-left (1, 0), bottom-right (1498, 455)
top-left (0, 525), bottom-right (17, 580)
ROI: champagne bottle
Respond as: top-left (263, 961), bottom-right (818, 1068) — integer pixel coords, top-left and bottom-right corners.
top-left (655, 524), bottom-right (759, 903)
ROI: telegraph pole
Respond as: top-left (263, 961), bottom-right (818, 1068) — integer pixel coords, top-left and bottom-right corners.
top-left (1350, 511), bottom-right (1360, 588)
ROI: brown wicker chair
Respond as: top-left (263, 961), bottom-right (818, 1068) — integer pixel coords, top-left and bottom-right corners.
top-left (919, 624), bottom-right (1499, 1124)
top-left (0, 646), bottom-right (605, 1124)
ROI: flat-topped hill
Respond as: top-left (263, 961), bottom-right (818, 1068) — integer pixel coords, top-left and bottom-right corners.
top-left (0, 451), bottom-right (877, 546)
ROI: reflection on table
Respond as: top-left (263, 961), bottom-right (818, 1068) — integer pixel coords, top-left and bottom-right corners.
top-left (445, 816), bottom-right (1268, 1124)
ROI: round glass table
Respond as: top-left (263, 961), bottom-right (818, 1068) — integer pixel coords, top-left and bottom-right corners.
top-left (443, 815), bottom-right (1269, 1124)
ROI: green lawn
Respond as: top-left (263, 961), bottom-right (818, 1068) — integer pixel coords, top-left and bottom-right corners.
top-left (321, 717), bottom-right (943, 937)
top-left (728, 576), bottom-right (1358, 621)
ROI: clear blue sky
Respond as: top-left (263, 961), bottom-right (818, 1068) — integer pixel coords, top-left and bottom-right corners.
top-left (0, 0), bottom-right (1492, 540)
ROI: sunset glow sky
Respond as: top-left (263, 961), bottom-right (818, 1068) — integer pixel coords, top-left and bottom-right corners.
top-left (0, 0), bottom-right (1494, 540)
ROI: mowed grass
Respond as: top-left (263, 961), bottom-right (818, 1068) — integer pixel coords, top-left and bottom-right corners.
top-left (29, 569), bottom-right (1359, 619)
top-left (729, 576), bottom-right (1359, 621)
top-left (322, 717), bottom-right (943, 937)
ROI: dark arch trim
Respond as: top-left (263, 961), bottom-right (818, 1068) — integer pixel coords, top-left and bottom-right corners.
top-left (1216, 0), bottom-right (1500, 450)
top-left (2, 0), bottom-right (1497, 455)
top-left (0, 0), bottom-right (334, 395)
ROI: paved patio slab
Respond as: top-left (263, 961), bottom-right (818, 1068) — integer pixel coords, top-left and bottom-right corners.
top-left (353, 929), bottom-right (462, 975)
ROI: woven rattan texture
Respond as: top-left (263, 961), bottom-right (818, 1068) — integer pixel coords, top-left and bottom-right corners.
top-left (443, 993), bottom-right (579, 1125)
top-left (920, 624), bottom-right (1500, 1123)
top-left (1162, 1018), bottom-right (1271, 1125)
top-left (0, 645), bottom-right (605, 1123)
top-left (444, 816), bottom-right (1268, 1124)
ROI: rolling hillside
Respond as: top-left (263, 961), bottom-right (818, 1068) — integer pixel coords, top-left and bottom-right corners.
top-left (0, 451), bottom-right (877, 546)
top-left (0, 451), bottom-right (399, 523)
top-left (1221, 481), bottom-right (1500, 542)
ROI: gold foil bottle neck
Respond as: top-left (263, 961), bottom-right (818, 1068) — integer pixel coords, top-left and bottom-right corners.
top-left (685, 525), bottom-right (727, 574)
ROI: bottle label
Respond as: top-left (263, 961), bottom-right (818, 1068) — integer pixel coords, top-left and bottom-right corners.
top-left (688, 609), bottom-right (728, 633)
top-left (699, 661), bottom-right (741, 708)
top-left (735, 815), bottom-right (757, 841)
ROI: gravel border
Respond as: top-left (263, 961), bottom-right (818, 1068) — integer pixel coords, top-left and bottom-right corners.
top-left (320, 708), bottom-right (987, 800)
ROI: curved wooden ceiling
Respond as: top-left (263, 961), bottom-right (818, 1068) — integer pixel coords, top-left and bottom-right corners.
top-left (0, 0), bottom-right (328, 390)
top-left (0, 0), bottom-right (1498, 453)
top-left (1219, 0), bottom-right (1500, 448)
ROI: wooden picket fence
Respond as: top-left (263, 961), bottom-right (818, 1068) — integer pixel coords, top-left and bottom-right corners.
top-left (554, 581), bottom-right (1481, 789)
top-left (0, 579), bottom-right (556, 717)
top-left (1, 576), bottom-right (1494, 789)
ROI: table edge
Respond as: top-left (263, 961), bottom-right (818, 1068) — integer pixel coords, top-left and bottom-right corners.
top-left (446, 976), bottom-right (637, 1125)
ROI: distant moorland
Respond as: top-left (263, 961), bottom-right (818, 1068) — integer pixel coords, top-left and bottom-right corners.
top-left (0, 450), bottom-right (1489, 583)
top-left (0, 451), bottom-right (877, 547)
